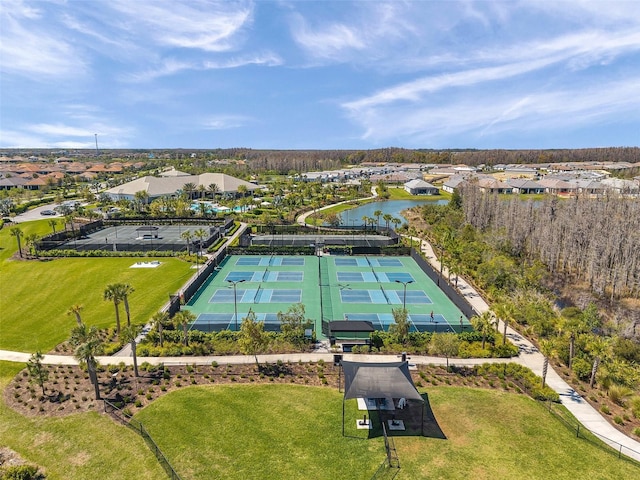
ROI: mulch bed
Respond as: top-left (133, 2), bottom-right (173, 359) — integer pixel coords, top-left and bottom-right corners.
top-left (5, 359), bottom-right (639, 441)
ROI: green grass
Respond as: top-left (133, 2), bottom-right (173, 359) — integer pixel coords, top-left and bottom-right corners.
top-left (135, 385), bottom-right (640, 480)
top-left (135, 384), bottom-right (384, 480)
top-left (0, 220), bottom-right (193, 352)
top-left (0, 361), bottom-right (166, 480)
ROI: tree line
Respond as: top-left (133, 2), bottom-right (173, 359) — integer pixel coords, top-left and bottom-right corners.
top-left (459, 184), bottom-right (640, 301)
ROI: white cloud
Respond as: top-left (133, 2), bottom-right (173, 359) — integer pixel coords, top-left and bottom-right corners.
top-left (107, 0), bottom-right (253, 52)
top-left (202, 115), bottom-right (253, 130)
top-left (348, 78), bottom-right (640, 145)
top-left (0, 3), bottom-right (86, 77)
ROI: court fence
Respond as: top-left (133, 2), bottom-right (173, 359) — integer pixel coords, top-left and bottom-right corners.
top-left (410, 248), bottom-right (477, 320)
top-left (544, 400), bottom-right (640, 465)
top-left (104, 400), bottom-right (182, 480)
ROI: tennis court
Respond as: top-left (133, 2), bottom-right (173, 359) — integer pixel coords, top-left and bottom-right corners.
top-left (184, 254), bottom-right (469, 336)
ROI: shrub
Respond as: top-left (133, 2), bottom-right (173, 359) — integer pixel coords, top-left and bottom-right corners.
top-left (631, 397), bottom-right (640, 419)
top-left (613, 415), bottom-right (624, 425)
top-left (600, 405), bottom-right (610, 415)
top-left (0, 464), bottom-right (44, 480)
top-left (571, 357), bottom-right (592, 381)
top-left (633, 427), bottom-right (640, 438)
top-left (607, 384), bottom-right (633, 407)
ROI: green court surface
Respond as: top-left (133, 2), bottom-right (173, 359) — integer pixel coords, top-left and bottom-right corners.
top-left (185, 255), bottom-right (468, 338)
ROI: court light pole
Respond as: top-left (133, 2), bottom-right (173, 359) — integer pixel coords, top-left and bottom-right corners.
top-left (395, 280), bottom-right (414, 311)
top-left (227, 279), bottom-right (246, 331)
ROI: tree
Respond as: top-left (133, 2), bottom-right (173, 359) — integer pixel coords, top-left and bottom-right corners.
top-left (238, 309), bottom-right (268, 368)
top-left (389, 307), bottom-right (410, 345)
top-left (237, 184), bottom-right (248, 197)
top-left (194, 228), bottom-right (208, 267)
top-left (121, 324), bottom-right (142, 377)
top-left (67, 304), bottom-right (84, 326)
top-left (207, 183), bottom-right (220, 201)
top-left (181, 230), bottom-right (193, 255)
top-left (120, 283), bottom-right (135, 327)
top-left (430, 333), bottom-right (460, 370)
top-left (383, 213), bottom-right (393, 231)
top-left (391, 217), bottom-right (402, 231)
top-left (492, 301), bottom-right (516, 344)
top-left (26, 351), bottom-right (49, 396)
top-left (373, 209), bottom-right (383, 230)
top-left (103, 284), bottom-right (123, 335)
top-left (24, 233), bottom-right (39, 258)
top-left (181, 182), bottom-right (197, 200)
top-left (173, 310), bottom-right (196, 346)
top-left (48, 218), bottom-right (58, 234)
top-left (588, 336), bottom-right (612, 388)
top-left (70, 322), bottom-right (103, 401)
top-left (471, 311), bottom-right (495, 350)
top-left (278, 303), bottom-right (312, 346)
top-left (10, 226), bottom-right (23, 258)
top-left (539, 339), bottom-right (556, 388)
top-left (151, 311), bottom-right (169, 347)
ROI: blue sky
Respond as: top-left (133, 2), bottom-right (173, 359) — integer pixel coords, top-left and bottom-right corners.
top-left (1, 0), bottom-right (639, 150)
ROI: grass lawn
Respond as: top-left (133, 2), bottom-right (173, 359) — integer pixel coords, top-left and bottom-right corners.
top-left (0, 220), bottom-right (193, 352)
top-left (0, 361), bottom-right (166, 480)
top-left (135, 384), bottom-right (640, 480)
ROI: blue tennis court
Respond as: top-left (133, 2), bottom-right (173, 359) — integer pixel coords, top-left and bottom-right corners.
top-left (225, 271), bottom-right (304, 282)
top-left (236, 257), bottom-right (305, 266)
top-left (340, 289), bottom-right (431, 305)
top-left (336, 271), bottom-right (414, 283)
top-left (334, 257), bottom-right (403, 267)
top-left (210, 288), bottom-right (302, 304)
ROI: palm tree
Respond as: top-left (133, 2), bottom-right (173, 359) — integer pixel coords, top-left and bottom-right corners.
top-left (121, 324), bottom-right (142, 377)
top-left (120, 284), bottom-right (135, 327)
top-left (471, 311), bottom-right (496, 350)
top-left (27, 351), bottom-right (49, 396)
top-left (391, 217), bottom-right (402, 231)
top-left (539, 339), bottom-right (556, 388)
top-left (383, 213), bottom-right (393, 231)
top-left (25, 233), bottom-right (39, 258)
top-left (207, 183), bottom-right (220, 202)
top-left (361, 215), bottom-right (370, 230)
top-left (237, 184), bottom-right (248, 198)
top-left (67, 304), bottom-right (84, 326)
top-left (493, 301), bottom-right (516, 345)
top-left (181, 182), bottom-right (197, 200)
top-left (103, 284), bottom-right (123, 335)
top-left (196, 184), bottom-right (206, 200)
top-left (151, 311), bottom-right (169, 347)
top-left (48, 218), bottom-right (58, 234)
top-left (194, 228), bottom-right (208, 268)
top-left (70, 322), bottom-right (103, 401)
top-left (181, 230), bottom-right (193, 255)
top-left (588, 336), bottom-right (612, 388)
top-left (173, 310), bottom-right (196, 346)
top-left (373, 209), bottom-right (383, 230)
top-left (10, 226), bottom-right (23, 258)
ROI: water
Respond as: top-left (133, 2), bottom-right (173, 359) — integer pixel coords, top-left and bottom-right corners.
top-left (339, 199), bottom-right (448, 226)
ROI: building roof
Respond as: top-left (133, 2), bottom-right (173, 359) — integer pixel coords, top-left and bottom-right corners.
top-left (404, 179), bottom-right (436, 189)
top-left (104, 172), bottom-right (258, 198)
top-left (342, 361), bottom-right (423, 401)
top-left (329, 321), bottom-right (374, 332)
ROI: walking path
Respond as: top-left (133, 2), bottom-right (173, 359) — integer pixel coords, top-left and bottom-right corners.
top-left (414, 235), bottom-right (640, 461)
top-left (1, 213), bottom-right (639, 461)
top-left (296, 186), bottom-right (377, 226)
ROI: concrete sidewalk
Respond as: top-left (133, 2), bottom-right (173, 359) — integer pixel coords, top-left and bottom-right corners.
top-left (412, 235), bottom-right (640, 462)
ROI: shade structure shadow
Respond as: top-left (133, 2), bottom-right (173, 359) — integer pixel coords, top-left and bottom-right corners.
top-left (365, 393), bottom-right (446, 439)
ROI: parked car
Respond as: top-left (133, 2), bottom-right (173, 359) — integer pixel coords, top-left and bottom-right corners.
top-left (40, 210), bottom-right (56, 216)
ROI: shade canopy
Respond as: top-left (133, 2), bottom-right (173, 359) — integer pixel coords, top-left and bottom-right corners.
top-left (342, 361), bottom-right (423, 402)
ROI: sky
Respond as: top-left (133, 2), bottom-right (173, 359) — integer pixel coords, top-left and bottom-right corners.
top-left (1, 0), bottom-right (639, 151)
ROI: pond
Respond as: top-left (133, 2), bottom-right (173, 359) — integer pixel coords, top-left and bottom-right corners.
top-left (338, 199), bottom-right (448, 226)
